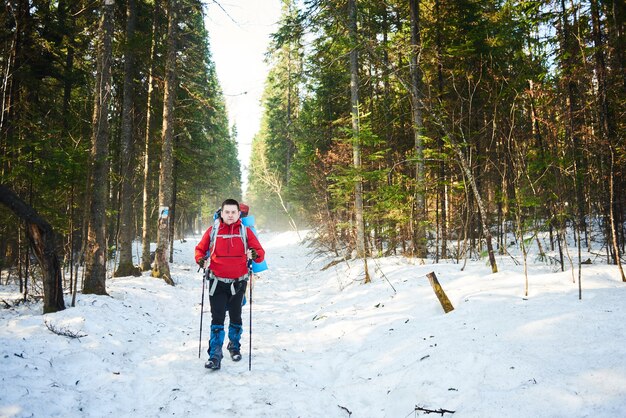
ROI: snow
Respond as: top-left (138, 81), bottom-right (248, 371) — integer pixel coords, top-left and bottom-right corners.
top-left (1, 231), bottom-right (626, 417)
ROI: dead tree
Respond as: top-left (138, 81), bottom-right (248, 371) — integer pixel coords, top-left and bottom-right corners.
top-left (0, 185), bottom-right (65, 313)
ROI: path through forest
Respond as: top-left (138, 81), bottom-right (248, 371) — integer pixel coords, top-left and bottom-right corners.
top-left (2, 230), bottom-right (626, 417)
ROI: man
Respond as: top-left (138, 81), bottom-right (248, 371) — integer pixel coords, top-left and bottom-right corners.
top-left (195, 199), bottom-right (265, 370)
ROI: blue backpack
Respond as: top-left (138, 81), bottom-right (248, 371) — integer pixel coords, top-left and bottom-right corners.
top-left (241, 215), bottom-right (268, 273)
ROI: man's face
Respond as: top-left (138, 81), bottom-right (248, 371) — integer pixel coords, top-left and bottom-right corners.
top-left (222, 204), bottom-right (240, 225)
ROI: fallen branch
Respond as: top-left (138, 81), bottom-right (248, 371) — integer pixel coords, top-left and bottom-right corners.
top-left (1, 296), bottom-right (42, 308)
top-left (337, 404), bottom-right (352, 416)
top-left (44, 321), bottom-right (87, 339)
top-left (321, 258), bottom-right (346, 271)
top-left (373, 258), bottom-right (397, 294)
top-left (415, 406), bottom-right (455, 416)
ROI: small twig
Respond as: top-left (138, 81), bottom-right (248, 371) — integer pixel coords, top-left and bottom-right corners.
top-left (44, 321), bottom-right (87, 339)
top-left (373, 258), bottom-right (397, 294)
top-left (415, 406), bottom-right (455, 416)
top-left (207, 0), bottom-right (239, 25)
top-left (501, 246), bottom-right (521, 266)
top-left (321, 258), bottom-right (346, 271)
top-left (304, 251), bottom-right (326, 270)
top-left (337, 404), bottom-right (352, 416)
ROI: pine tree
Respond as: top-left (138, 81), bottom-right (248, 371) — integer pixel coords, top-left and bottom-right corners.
top-left (84, 0), bottom-right (115, 295)
top-left (152, 0), bottom-right (177, 285)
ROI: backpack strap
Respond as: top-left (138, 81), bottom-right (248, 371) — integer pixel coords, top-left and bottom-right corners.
top-left (208, 217), bottom-right (220, 257)
top-left (240, 223), bottom-right (248, 254)
top-left (208, 219), bottom-right (248, 257)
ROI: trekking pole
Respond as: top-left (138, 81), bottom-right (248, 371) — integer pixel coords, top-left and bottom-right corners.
top-left (198, 267), bottom-right (207, 359)
top-left (248, 260), bottom-right (253, 371)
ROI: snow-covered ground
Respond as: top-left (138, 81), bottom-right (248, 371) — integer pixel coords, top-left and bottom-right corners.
top-left (1, 231), bottom-right (626, 417)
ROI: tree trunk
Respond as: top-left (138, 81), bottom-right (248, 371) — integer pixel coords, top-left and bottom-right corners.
top-left (152, 0), bottom-right (177, 286)
top-left (114, 0), bottom-right (140, 278)
top-left (409, 0), bottom-right (427, 258)
top-left (1, 0), bottom-right (29, 182)
top-left (609, 149), bottom-right (626, 281)
top-left (347, 0), bottom-right (370, 283)
top-left (590, 0), bottom-right (622, 279)
top-left (559, 0), bottom-right (587, 250)
top-left (607, 0), bottom-right (625, 90)
top-left (435, 0), bottom-right (447, 260)
top-left (84, 0), bottom-right (115, 295)
top-left (169, 160), bottom-right (177, 263)
top-left (451, 136), bottom-right (497, 273)
top-left (0, 185), bottom-right (65, 313)
top-left (58, 0), bottom-right (75, 133)
top-left (141, 0), bottom-right (161, 272)
top-left (258, 153), bottom-right (300, 235)
top-left (590, 0), bottom-right (613, 146)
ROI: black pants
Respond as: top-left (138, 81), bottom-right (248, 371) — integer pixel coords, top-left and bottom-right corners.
top-left (209, 279), bottom-right (247, 326)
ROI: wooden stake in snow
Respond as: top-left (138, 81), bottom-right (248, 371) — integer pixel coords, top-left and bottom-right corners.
top-left (426, 272), bottom-right (454, 313)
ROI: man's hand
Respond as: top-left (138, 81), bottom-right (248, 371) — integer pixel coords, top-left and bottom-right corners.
top-left (197, 256), bottom-right (207, 269)
top-left (248, 248), bottom-right (258, 260)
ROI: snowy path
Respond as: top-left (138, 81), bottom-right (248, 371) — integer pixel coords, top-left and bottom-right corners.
top-left (2, 231), bottom-right (626, 417)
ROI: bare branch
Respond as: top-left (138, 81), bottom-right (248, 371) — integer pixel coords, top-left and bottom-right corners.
top-left (44, 321), bottom-right (87, 339)
top-left (203, 0), bottom-right (239, 26)
top-left (414, 405), bottom-right (456, 415)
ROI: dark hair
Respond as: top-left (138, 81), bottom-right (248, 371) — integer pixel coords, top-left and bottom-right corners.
top-left (221, 198), bottom-right (240, 211)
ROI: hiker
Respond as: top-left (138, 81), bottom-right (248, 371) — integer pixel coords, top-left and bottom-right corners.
top-left (195, 198), bottom-right (265, 370)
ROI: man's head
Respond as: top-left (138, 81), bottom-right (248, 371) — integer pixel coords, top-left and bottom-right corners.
top-left (221, 198), bottom-right (240, 225)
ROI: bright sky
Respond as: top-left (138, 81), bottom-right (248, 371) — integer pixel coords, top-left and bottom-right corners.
top-left (203, 1), bottom-right (282, 196)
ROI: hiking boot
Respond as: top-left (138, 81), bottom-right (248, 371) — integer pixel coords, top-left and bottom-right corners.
top-left (205, 357), bottom-right (221, 370)
top-left (227, 341), bottom-right (242, 362)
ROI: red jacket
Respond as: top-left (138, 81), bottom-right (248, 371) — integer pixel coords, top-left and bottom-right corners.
top-left (195, 219), bottom-right (265, 279)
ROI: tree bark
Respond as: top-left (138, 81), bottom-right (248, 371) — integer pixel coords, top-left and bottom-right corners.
top-left (84, 0), bottom-right (115, 295)
top-left (141, 0), bottom-right (161, 272)
top-left (152, 0), bottom-right (177, 286)
top-left (559, 0), bottom-right (587, 249)
top-left (114, 0), bottom-right (140, 278)
top-left (435, 0), bottom-right (447, 260)
top-left (169, 160), bottom-right (177, 263)
top-left (347, 0), bottom-right (370, 283)
top-left (609, 149), bottom-right (626, 281)
top-left (409, 0), bottom-right (427, 258)
top-left (0, 185), bottom-right (65, 313)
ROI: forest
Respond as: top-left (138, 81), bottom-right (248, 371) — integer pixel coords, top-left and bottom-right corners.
top-left (0, 0), bottom-right (624, 313)
top-left (0, 0), bottom-right (240, 312)
top-left (247, 0), bottom-right (625, 281)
